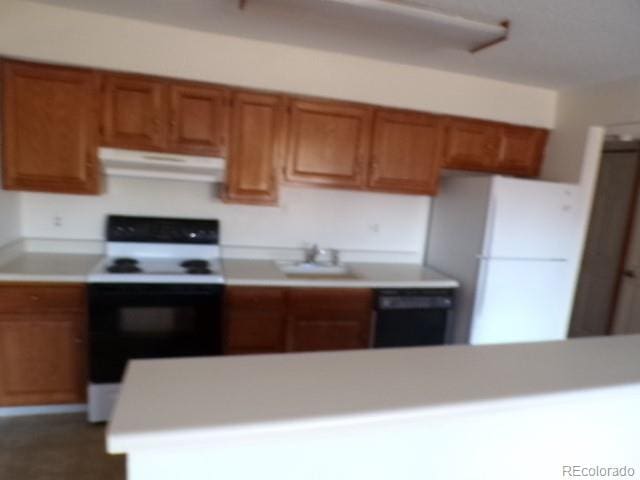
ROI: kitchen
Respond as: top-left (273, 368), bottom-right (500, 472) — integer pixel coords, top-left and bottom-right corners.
top-left (2, 1), bottom-right (640, 479)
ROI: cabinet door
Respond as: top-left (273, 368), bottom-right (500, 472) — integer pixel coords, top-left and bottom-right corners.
top-left (285, 99), bottom-right (372, 189)
top-left (224, 287), bottom-right (288, 355)
top-left (498, 126), bottom-right (548, 177)
top-left (168, 83), bottom-right (230, 156)
top-left (102, 73), bottom-right (167, 150)
top-left (0, 313), bottom-right (86, 406)
top-left (225, 91), bottom-right (285, 205)
top-left (287, 289), bottom-right (373, 352)
top-left (441, 117), bottom-right (501, 171)
top-left (2, 61), bottom-right (99, 194)
top-left (369, 109), bottom-right (443, 194)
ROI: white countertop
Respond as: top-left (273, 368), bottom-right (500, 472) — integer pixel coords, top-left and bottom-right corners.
top-left (107, 334), bottom-right (640, 453)
top-left (0, 252), bottom-right (103, 282)
top-left (0, 243), bottom-right (459, 288)
top-left (222, 259), bottom-right (459, 288)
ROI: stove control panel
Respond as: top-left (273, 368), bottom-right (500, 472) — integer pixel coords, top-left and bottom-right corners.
top-left (107, 215), bottom-right (219, 245)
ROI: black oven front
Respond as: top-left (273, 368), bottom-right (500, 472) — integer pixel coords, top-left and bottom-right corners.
top-left (88, 283), bottom-right (223, 384)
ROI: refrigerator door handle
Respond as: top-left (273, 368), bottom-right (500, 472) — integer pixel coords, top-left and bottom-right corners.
top-left (480, 194), bottom-right (498, 258)
top-left (471, 258), bottom-right (490, 342)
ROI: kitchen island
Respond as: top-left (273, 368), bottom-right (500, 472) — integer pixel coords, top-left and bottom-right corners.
top-left (108, 335), bottom-right (640, 480)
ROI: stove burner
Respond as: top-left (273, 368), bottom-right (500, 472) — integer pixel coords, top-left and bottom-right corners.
top-left (113, 258), bottom-right (139, 266)
top-left (186, 267), bottom-right (213, 275)
top-left (181, 259), bottom-right (210, 269)
top-left (108, 257), bottom-right (141, 273)
top-left (107, 264), bottom-right (142, 274)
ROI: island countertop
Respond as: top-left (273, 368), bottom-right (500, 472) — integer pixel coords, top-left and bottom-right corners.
top-left (107, 334), bottom-right (640, 454)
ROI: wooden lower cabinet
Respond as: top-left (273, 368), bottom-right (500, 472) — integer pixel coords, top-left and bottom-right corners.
top-left (0, 284), bottom-right (87, 406)
top-left (224, 287), bottom-right (373, 355)
top-left (287, 289), bottom-right (373, 352)
top-left (224, 287), bottom-right (288, 355)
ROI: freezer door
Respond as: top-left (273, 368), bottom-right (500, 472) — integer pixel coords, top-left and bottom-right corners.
top-left (483, 178), bottom-right (579, 259)
top-left (470, 259), bottom-right (573, 345)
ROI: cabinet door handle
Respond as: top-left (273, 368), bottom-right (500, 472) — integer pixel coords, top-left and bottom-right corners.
top-left (30, 295), bottom-right (40, 302)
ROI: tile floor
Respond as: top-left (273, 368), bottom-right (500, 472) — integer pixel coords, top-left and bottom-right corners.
top-left (0, 413), bottom-right (124, 480)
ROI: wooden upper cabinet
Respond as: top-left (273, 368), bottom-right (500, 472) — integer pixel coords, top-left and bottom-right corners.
top-left (168, 83), bottom-right (230, 156)
top-left (2, 61), bottom-right (100, 194)
top-left (285, 98), bottom-right (372, 189)
top-left (441, 117), bottom-right (501, 171)
top-left (497, 126), bottom-right (548, 177)
top-left (225, 91), bottom-right (285, 205)
top-left (369, 109), bottom-right (443, 195)
top-left (102, 73), bottom-right (167, 151)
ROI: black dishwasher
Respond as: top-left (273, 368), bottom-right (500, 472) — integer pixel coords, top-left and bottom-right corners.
top-left (374, 289), bottom-right (454, 348)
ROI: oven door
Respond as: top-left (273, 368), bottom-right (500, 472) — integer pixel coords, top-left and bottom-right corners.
top-left (89, 283), bottom-right (223, 384)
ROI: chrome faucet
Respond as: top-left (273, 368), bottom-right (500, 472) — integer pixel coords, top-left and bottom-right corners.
top-left (303, 244), bottom-right (340, 266)
top-left (304, 244), bottom-right (324, 264)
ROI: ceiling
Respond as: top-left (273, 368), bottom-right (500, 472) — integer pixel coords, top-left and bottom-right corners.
top-left (32, 0), bottom-right (640, 89)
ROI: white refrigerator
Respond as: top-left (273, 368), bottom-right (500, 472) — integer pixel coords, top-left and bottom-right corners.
top-left (426, 175), bottom-right (581, 345)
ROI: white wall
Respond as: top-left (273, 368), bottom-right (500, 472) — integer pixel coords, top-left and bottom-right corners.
top-left (544, 75), bottom-right (640, 182)
top-left (0, 0), bottom-right (558, 259)
top-left (0, 0), bottom-right (557, 127)
top-left (20, 181), bottom-right (430, 260)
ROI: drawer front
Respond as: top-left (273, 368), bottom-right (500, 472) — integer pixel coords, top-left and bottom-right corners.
top-left (288, 288), bottom-right (373, 315)
top-left (0, 284), bottom-right (87, 313)
top-left (225, 287), bottom-right (287, 311)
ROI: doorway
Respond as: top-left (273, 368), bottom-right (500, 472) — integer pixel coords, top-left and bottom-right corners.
top-left (570, 139), bottom-right (640, 337)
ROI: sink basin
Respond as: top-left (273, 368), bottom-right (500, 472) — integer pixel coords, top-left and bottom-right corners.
top-left (275, 260), bottom-right (357, 279)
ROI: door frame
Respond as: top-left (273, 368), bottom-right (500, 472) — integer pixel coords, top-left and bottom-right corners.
top-left (606, 143), bottom-right (640, 333)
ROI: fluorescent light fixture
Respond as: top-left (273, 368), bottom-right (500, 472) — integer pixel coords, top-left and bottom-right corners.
top-left (322, 0), bottom-right (509, 53)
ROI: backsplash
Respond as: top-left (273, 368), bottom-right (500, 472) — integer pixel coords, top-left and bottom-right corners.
top-left (0, 188), bottom-right (20, 247)
top-left (19, 178), bottom-right (430, 263)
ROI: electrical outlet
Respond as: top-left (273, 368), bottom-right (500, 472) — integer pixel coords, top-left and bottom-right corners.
top-left (53, 216), bottom-right (63, 227)
top-left (368, 223), bottom-right (380, 233)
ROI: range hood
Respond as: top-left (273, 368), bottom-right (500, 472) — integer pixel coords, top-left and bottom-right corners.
top-left (99, 147), bottom-right (226, 183)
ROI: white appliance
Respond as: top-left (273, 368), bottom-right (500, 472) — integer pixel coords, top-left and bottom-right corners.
top-left (87, 215), bottom-right (225, 423)
top-left (98, 147), bottom-right (226, 183)
top-left (426, 175), bottom-right (580, 345)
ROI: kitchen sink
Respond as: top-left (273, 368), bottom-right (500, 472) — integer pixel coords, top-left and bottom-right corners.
top-left (275, 260), bottom-right (358, 279)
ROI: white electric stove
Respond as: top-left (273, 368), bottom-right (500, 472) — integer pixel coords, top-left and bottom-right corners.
top-left (88, 243), bottom-right (225, 284)
top-left (87, 215), bottom-right (225, 422)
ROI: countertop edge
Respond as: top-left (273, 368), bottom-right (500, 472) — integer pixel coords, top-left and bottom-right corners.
top-left (0, 273), bottom-right (90, 283)
top-left (106, 382), bottom-right (639, 454)
top-left (224, 279), bottom-right (459, 288)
